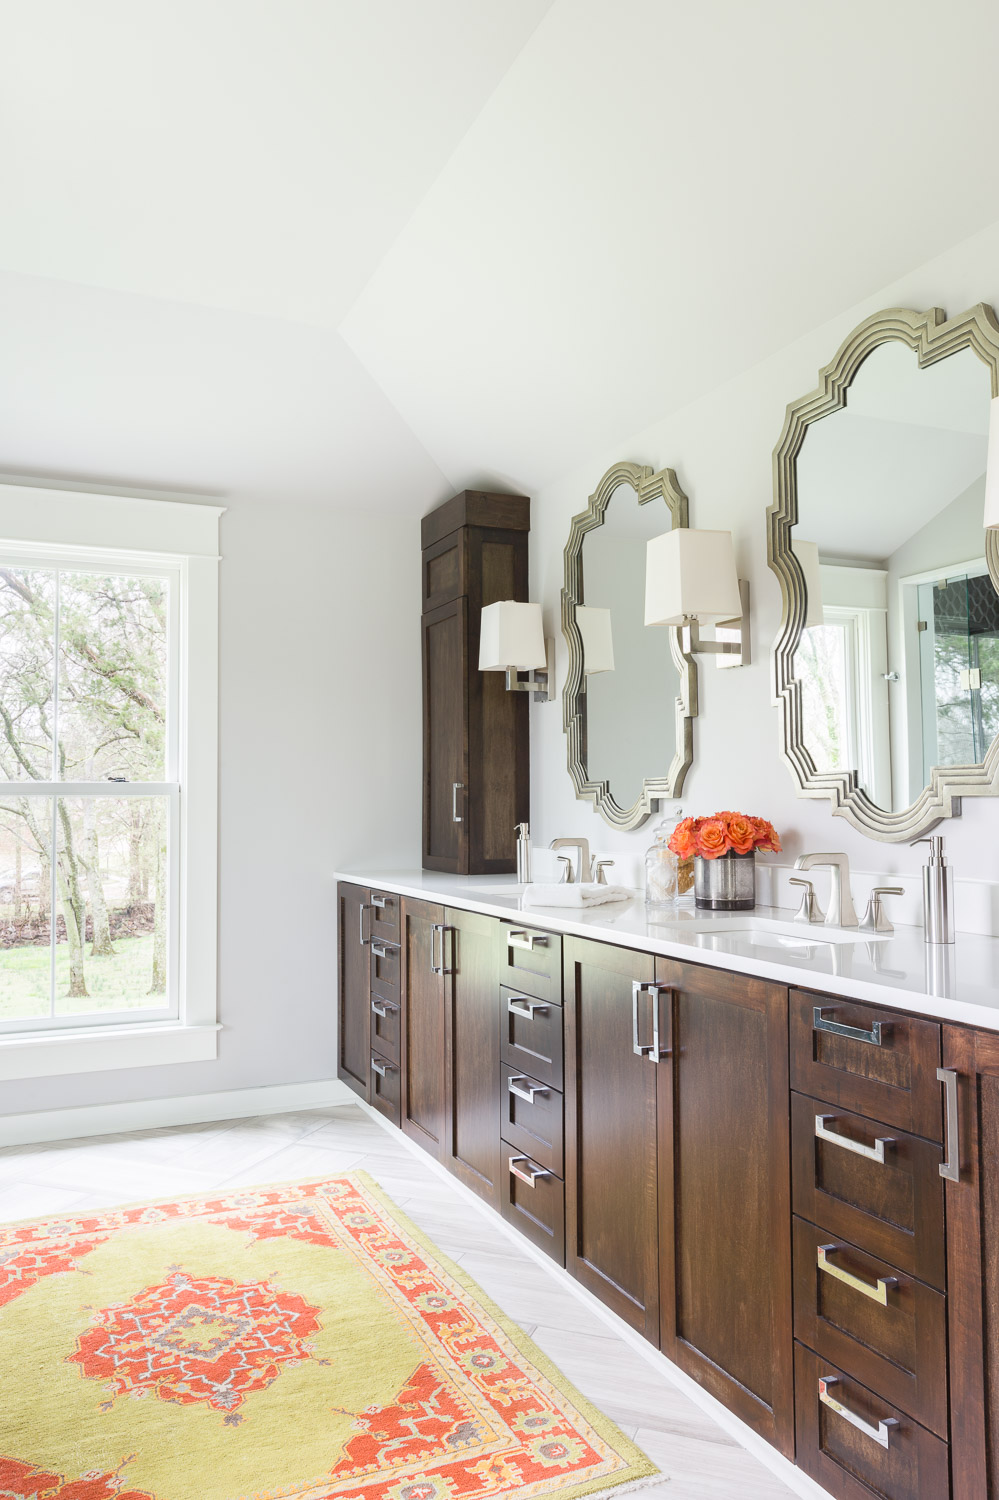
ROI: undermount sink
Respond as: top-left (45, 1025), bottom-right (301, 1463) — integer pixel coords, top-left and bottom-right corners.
top-left (668, 917), bottom-right (889, 948)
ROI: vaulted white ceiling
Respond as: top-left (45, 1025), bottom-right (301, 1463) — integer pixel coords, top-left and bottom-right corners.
top-left (2, 0), bottom-right (999, 508)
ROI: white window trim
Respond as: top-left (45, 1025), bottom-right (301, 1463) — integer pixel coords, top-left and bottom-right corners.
top-left (0, 484), bottom-right (224, 1080)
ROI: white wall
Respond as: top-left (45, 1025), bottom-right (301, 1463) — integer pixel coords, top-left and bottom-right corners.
top-left (0, 496), bottom-right (423, 1117)
top-left (528, 217), bottom-right (999, 912)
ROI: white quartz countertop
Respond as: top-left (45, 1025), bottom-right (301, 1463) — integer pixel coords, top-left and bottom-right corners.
top-left (335, 868), bottom-right (999, 1031)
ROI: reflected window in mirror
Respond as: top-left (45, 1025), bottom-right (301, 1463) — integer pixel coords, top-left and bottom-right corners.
top-left (770, 304), bottom-right (999, 840)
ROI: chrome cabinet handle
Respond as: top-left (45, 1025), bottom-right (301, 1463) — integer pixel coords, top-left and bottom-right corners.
top-left (508, 1075), bottom-right (548, 1103)
top-left (509, 1155), bottom-right (551, 1188)
top-left (371, 998), bottom-right (398, 1018)
top-left (508, 996), bottom-right (548, 1020)
top-left (440, 924), bottom-right (454, 977)
top-left (430, 922), bottom-right (442, 975)
top-left (359, 903), bottom-right (372, 944)
top-left (817, 1245), bottom-right (896, 1305)
top-left (370, 940), bottom-right (392, 960)
top-left (371, 894), bottom-right (391, 911)
top-left (815, 1114), bottom-right (894, 1164)
top-left (813, 1007), bottom-right (883, 1046)
top-left (818, 1376), bottom-right (897, 1450)
top-left (371, 1057), bottom-right (397, 1078)
top-left (508, 929), bottom-right (548, 951)
top-left (452, 782), bottom-right (464, 823)
top-left (938, 1067), bottom-right (960, 1182)
top-left (632, 982), bottom-right (670, 1062)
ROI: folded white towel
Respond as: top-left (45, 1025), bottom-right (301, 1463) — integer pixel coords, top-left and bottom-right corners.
top-left (521, 883), bottom-right (634, 909)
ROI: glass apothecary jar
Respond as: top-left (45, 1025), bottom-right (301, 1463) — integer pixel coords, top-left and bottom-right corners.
top-left (645, 820), bottom-right (693, 910)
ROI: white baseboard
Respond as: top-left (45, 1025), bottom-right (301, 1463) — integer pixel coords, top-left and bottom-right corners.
top-left (356, 1100), bottom-right (833, 1500)
top-left (0, 1077), bottom-right (355, 1148)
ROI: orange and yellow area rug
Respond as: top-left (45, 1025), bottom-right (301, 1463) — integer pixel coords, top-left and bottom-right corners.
top-left (0, 1171), bottom-right (657, 1500)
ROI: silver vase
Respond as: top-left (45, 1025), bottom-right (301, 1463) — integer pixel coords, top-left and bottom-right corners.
top-left (694, 851), bottom-right (756, 911)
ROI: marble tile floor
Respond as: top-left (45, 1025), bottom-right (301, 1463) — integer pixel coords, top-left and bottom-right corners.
top-left (0, 1102), bottom-right (810, 1500)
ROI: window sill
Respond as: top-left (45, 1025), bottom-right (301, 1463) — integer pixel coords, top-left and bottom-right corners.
top-left (0, 1022), bottom-right (221, 1081)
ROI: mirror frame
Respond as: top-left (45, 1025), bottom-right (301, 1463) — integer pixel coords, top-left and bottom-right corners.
top-left (768, 302), bottom-right (999, 842)
top-left (562, 459), bottom-right (697, 830)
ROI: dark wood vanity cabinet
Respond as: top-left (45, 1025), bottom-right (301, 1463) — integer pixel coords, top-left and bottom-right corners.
top-left (337, 881), bottom-right (370, 1099)
top-left (444, 907), bottom-right (501, 1207)
top-left (421, 491), bottom-right (530, 875)
top-left (400, 898), bottom-right (447, 1156)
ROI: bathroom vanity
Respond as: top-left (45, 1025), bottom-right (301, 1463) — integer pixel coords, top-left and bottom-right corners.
top-left (336, 871), bottom-right (999, 1500)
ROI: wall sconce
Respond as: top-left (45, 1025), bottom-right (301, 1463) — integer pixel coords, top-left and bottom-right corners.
top-left (575, 605), bottom-right (615, 675)
top-left (793, 539), bottom-right (825, 628)
top-left (479, 600), bottom-right (555, 701)
top-left (644, 528), bottom-right (750, 667)
top-left (984, 396), bottom-right (999, 528)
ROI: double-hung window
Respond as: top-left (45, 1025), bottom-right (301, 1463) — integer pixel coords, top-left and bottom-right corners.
top-left (0, 486), bottom-right (221, 1079)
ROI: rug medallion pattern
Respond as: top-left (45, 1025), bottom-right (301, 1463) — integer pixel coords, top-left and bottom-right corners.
top-left (0, 1172), bottom-right (655, 1500)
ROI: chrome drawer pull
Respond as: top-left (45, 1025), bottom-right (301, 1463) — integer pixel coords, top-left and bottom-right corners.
top-left (371, 1057), bottom-right (397, 1078)
top-left (371, 998), bottom-right (398, 1019)
top-left (452, 781), bottom-right (464, 823)
top-left (817, 1245), bottom-right (896, 1305)
top-left (508, 929), bottom-right (548, 951)
top-left (508, 996), bottom-right (548, 1020)
top-left (631, 982), bottom-right (670, 1062)
top-left (818, 1376), bottom-right (897, 1450)
top-left (430, 923), bottom-right (453, 976)
top-left (508, 1075), bottom-right (548, 1103)
top-left (371, 894), bottom-right (391, 910)
top-left (509, 1155), bottom-right (551, 1188)
top-left (359, 904), bottom-right (372, 944)
top-left (815, 1114), bottom-right (894, 1164)
top-left (813, 1007), bottom-right (883, 1046)
top-left (370, 941), bottom-right (392, 960)
top-left (938, 1067), bottom-right (960, 1182)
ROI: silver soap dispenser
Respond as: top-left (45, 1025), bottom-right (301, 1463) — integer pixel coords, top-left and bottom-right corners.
top-left (912, 835), bottom-right (955, 945)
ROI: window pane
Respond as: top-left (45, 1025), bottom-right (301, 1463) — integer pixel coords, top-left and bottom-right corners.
top-left (58, 571), bottom-right (169, 782)
top-left (0, 567), bottom-right (56, 782)
top-left (0, 798), bottom-right (52, 1021)
top-left (54, 796), bottom-right (169, 1016)
top-left (795, 624), bottom-right (851, 772)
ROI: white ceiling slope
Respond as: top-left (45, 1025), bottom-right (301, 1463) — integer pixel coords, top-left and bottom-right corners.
top-left (0, 0), bottom-right (552, 325)
top-left (341, 0), bottom-right (999, 492)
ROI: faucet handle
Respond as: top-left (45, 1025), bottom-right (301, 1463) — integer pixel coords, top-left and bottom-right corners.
top-left (789, 876), bottom-right (824, 925)
top-left (860, 886), bottom-right (904, 935)
top-left (593, 859), bottom-right (615, 886)
top-left (556, 856), bottom-right (574, 885)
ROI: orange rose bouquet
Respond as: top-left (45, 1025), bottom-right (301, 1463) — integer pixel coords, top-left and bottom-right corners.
top-left (668, 811), bottom-right (782, 861)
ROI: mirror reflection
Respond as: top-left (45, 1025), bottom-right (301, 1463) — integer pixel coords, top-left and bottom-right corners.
top-left (794, 339), bottom-right (994, 813)
top-left (580, 485), bottom-right (681, 809)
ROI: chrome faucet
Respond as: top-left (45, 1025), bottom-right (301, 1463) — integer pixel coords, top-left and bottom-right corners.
top-left (549, 837), bottom-right (593, 884)
top-left (792, 852), bottom-right (858, 928)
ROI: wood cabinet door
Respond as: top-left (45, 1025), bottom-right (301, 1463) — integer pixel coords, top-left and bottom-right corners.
top-left (941, 1023), bottom-right (999, 1499)
top-left (564, 936), bottom-right (660, 1341)
top-left (422, 599), bottom-right (468, 872)
top-left (656, 959), bottom-right (794, 1458)
top-left (337, 882), bottom-right (370, 1099)
top-left (401, 898), bottom-right (446, 1158)
top-left (443, 907), bottom-right (501, 1206)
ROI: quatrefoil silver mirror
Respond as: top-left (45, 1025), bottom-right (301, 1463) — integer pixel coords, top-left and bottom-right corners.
top-left (562, 460), bottom-right (696, 830)
top-left (768, 303), bottom-right (999, 842)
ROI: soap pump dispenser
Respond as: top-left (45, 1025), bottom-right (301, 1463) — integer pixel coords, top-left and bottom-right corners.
top-left (912, 835), bottom-right (954, 945)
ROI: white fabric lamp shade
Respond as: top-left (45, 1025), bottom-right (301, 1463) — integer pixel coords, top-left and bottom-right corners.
top-left (985, 396), bottom-right (999, 528)
top-left (644, 528), bottom-right (743, 626)
top-left (793, 539), bottom-right (824, 628)
top-left (575, 605), bottom-right (615, 674)
top-left (479, 600), bottom-right (547, 670)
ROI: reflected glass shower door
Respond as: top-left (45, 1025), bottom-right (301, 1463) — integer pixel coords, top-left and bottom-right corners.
top-left (918, 571), bottom-right (999, 782)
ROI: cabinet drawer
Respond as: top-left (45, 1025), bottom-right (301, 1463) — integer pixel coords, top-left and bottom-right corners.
top-left (370, 939), bottom-right (401, 1000)
top-left (370, 993), bottom-right (401, 1063)
top-left (500, 1150), bottom-right (565, 1265)
top-left (501, 1065), bottom-right (563, 1176)
top-left (793, 1217), bottom-right (947, 1438)
top-left (791, 1093), bottom-right (945, 1291)
top-left (794, 1344), bottom-right (949, 1500)
top-left (499, 924), bottom-right (562, 1006)
top-left (370, 890), bottom-right (401, 945)
top-left (370, 1051), bottom-right (401, 1127)
top-left (500, 985), bottom-right (564, 1090)
top-left (791, 990), bottom-right (942, 1142)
